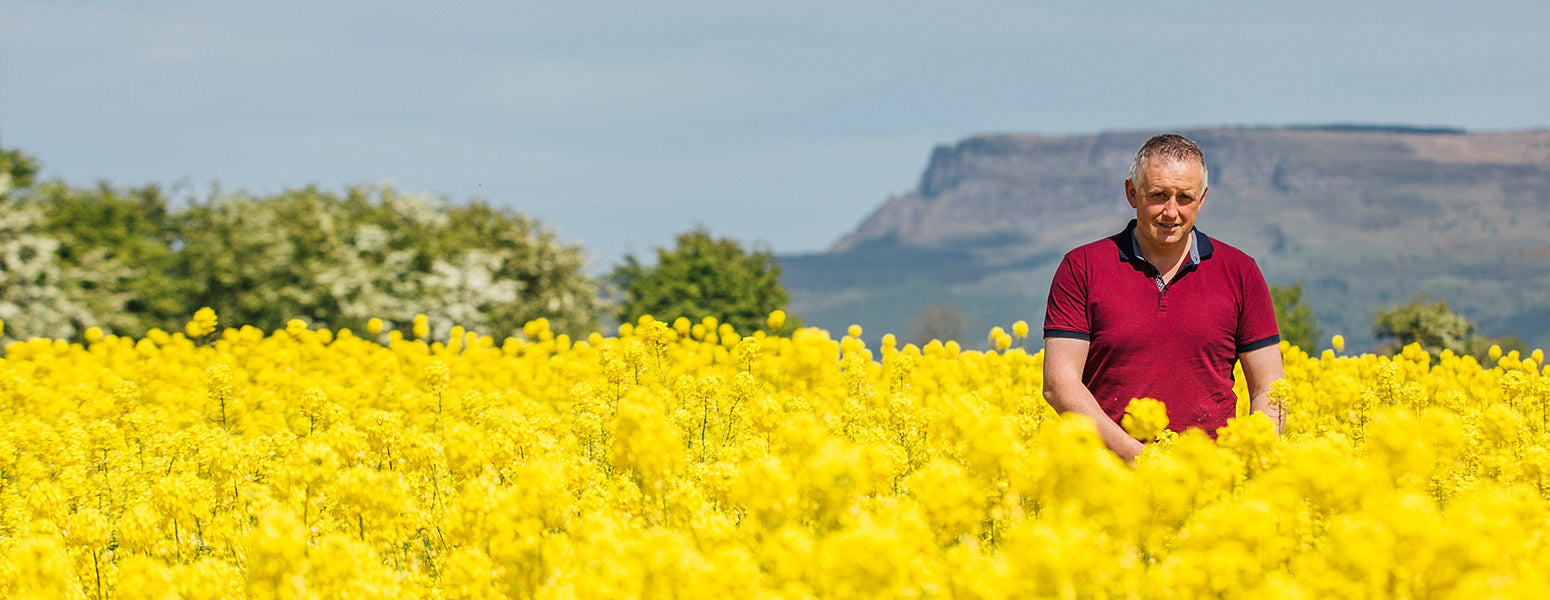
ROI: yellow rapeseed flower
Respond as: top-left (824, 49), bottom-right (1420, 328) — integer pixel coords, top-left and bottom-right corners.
top-left (414, 313), bottom-right (431, 339)
top-left (190, 306), bottom-right (218, 336)
top-left (1120, 397), bottom-right (1169, 442)
top-left (0, 310), bottom-right (1545, 598)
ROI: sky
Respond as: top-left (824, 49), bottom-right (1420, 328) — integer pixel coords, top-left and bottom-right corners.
top-left (3, 1), bottom-right (1548, 270)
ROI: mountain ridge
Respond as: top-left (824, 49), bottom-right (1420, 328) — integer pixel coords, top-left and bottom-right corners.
top-left (782, 126), bottom-right (1550, 351)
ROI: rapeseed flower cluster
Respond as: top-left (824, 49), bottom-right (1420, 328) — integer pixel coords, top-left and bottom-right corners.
top-left (183, 308), bottom-right (219, 339)
top-left (1, 312), bottom-right (1548, 599)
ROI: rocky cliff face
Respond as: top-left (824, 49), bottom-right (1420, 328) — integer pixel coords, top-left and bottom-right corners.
top-left (833, 132), bottom-right (1146, 251)
top-left (784, 127), bottom-right (1550, 351)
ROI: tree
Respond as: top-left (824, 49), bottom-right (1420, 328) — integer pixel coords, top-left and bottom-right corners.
top-left (0, 193), bottom-right (104, 341)
top-left (171, 186), bottom-right (422, 335)
top-left (170, 185), bottom-right (602, 338)
top-left (0, 148), bottom-right (39, 195)
top-left (1372, 295), bottom-right (1475, 356)
top-left (908, 305), bottom-right (969, 346)
top-left (1269, 283), bottom-right (1319, 351)
top-left (1, 147), bottom-right (603, 341)
top-left (431, 199), bottom-right (600, 336)
top-left (32, 181), bottom-right (184, 332)
top-left (611, 228), bottom-right (790, 335)
top-left (0, 149), bottom-right (143, 340)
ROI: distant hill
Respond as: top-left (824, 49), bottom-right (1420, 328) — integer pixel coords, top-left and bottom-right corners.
top-left (780, 127), bottom-right (1550, 352)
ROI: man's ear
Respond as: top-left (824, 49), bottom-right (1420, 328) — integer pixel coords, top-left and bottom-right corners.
top-left (1124, 178), bottom-right (1138, 208)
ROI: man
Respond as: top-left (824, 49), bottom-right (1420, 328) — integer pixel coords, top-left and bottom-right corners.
top-left (1042, 134), bottom-right (1284, 462)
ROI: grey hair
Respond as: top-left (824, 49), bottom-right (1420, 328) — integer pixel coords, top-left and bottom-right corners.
top-left (1128, 134), bottom-right (1209, 188)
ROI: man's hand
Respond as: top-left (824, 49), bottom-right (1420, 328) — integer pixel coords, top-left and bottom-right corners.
top-left (1043, 336), bottom-right (1146, 462)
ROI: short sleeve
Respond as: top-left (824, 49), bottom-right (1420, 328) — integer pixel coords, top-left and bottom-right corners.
top-left (1236, 259), bottom-right (1280, 353)
top-left (1043, 252), bottom-right (1091, 340)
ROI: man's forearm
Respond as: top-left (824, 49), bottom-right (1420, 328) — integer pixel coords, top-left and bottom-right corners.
top-left (1239, 345), bottom-right (1286, 435)
top-left (1044, 380), bottom-right (1144, 462)
top-left (1043, 337), bottom-right (1144, 462)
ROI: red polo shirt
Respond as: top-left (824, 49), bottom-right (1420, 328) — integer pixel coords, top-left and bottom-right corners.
top-left (1043, 220), bottom-right (1280, 434)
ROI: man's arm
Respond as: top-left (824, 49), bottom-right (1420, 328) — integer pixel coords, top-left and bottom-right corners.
top-left (1042, 336), bottom-right (1145, 462)
top-left (1239, 344), bottom-right (1285, 433)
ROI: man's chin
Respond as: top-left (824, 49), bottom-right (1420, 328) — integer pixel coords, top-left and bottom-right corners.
top-left (1142, 228), bottom-right (1188, 248)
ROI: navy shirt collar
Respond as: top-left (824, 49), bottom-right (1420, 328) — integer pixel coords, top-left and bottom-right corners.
top-left (1114, 219), bottom-right (1213, 266)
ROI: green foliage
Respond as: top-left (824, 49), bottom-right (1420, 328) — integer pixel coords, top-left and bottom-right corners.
top-left (611, 228), bottom-right (791, 335)
top-left (0, 149), bottom-right (39, 195)
top-left (32, 181), bottom-right (185, 330)
top-left (170, 186), bottom-right (411, 335)
top-left (168, 185), bottom-right (601, 338)
top-left (1372, 295), bottom-right (1476, 356)
top-left (0, 192), bottom-right (103, 340)
top-left (0, 147), bottom-right (601, 341)
top-left (434, 200), bottom-right (600, 336)
top-left (1270, 283), bottom-right (1319, 352)
top-left (0, 151), bottom-right (134, 339)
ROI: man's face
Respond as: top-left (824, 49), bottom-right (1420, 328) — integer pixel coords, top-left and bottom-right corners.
top-left (1124, 158), bottom-right (1207, 254)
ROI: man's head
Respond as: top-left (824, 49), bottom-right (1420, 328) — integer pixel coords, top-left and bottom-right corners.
top-left (1127, 134), bottom-right (1208, 190)
top-left (1125, 134), bottom-right (1209, 255)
